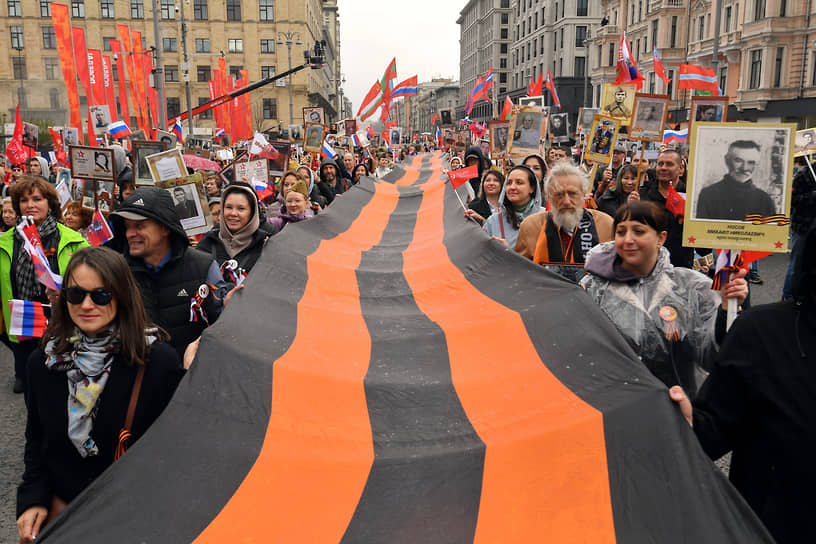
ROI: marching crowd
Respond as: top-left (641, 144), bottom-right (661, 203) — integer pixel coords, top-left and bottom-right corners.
top-left (2, 124), bottom-right (815, 543)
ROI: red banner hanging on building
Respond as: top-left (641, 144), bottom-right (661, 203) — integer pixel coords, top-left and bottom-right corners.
top-left (131, 31), bottom-right (150, 136)
top-left (109, 41), bottom-right (130, 131)
top-left (50, 4), bottom-right (82, 139)
top-left (88, 49), bottom-right (107, 109)
top-left (241, 69), bottom-right (252, 140)
top-left (117, 25), bottom-right (144, 133)
top-left (101, 55), bottom-right (118, 122)
top-left (209, 76), bottom-right (222, 131)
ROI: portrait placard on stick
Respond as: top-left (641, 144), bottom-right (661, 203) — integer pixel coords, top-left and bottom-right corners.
top-left (630, 93), bottom-right (669, 141)
top-left (794, 128), bottom-right (816, 157)
top-left (509, 106), bottom-right (547, 159)
top-left (690, 96), bottom-right (728, 126)
top-left (158, 173), bottom-right (212, 236)
top-left (600, 83), bottom-right (637, 126)
top-left (584, 115), bottom-right (621, 164)
top-left (69, 145), bottom-right (116, 182)
top-left (145, 147), bottom-right (187, 185)
top-left (683, 122), bottom-right (795, 252)
top-left (303, 123), bottom-right (325, 153)
top-left (489, 120), bottom-right (510, 158)
top-left (132, 140), bottom-right (169, 185)
top-left (234, 158), bottom-right (269, 186)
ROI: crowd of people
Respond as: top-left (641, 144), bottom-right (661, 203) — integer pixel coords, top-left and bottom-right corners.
top-left (1, 113), bottom-right (814, 543)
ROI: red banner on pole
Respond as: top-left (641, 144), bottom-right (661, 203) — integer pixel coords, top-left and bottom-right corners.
top-left (72, 27), bottom-right (92, 105)
top-left (50, 4), bottom-right (82, 140)
top-left (131, 30), bottom-right (150, 136)
top-left (208, 78), bottom-right (222, 130)
top-left (102, 55), bottom-right (118, 122)
top-left (5, 104), bottom-right (27, 165)
top-left (241, 69), bottom-right (252, 140)
top-left (88, 49), bottom-right (106, 109)
top-left (109, 40), bottom-right (131, 131)
top-left (227, 75), bottom-right (236, 143)
top-left (117, 25), bottom-right (144, 134)
top-left (219, 58), bottom-right (230, 140)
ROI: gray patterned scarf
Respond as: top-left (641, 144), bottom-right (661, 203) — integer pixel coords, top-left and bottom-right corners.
top-left (13, 214), bottom-right (59, 302)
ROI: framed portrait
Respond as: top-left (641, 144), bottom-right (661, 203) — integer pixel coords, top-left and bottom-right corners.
top-left (453, 130), bottom-right (468, 152)
top-left (479, 138), bottom-right (491, 160)
top-left (95, 181), bottom-right (114, 213)
top-left (577, 108), bottom-right (599, 134)
top-left (145, 147), bottom-right (187, 185)
top-left (344, 119), bottom-right (358, 136)
top-left (158, 173), bottom-right (212, 235)
top-left (132, 140), bottom-right (169, 185)
top-left (488, 120), bottom-right (510, 158)
top-left (684, 122), bottom-right (795, 252)
top-left (549, 112), bottom-right (570, 142)
top-left (439, 109), bottom-right (453, 126)
top-left (81, 180), bottom-right (97, 212)
top-left (129, 129), bottom-right (146, 142)
top-left (55, 174), bottom-right (73, 214)
top-left (600, 83), bottom-right (637, 125)
top-left (156, 129), bottom-right (177, 147)
top-left (794, 128), bottom-right (816, 157)
top-left (509, 106), bottom-right (547, 158)
top-left (519, 96), bottom-right (545, 108)
top-left (355, 129), bottom-right (370, 148)
top-left (690, 96), bottom-right (728, 126)
top-left (89, 105), bottom-right (112, 136)
top-left (266, 141), bottom-right (291, 177)
top-left (69, 145), bottom-right (116, 182)
top-left (22, 122), bottom-right (38, 149)
top-left (61, 127), bottom-right (79, 147)
top-left (584, 114), bottom-right (622, 164)
top-left (303, 107), bottom-right (325, 125)
top-left (630, 93), bottom-right (669, 141)
top-left (389, 127), bottom-right (403, 147)
top-left (442, 127), bottom-right (455, 148)
top-left (303, 123), bottom-right (325, 153)
top-left (234, 157), bottom-right (269, 185)
top-left (288, 124), bottom-right (303, 143)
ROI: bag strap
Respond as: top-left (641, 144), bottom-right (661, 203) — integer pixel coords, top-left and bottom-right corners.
top-left (114, 364), bottom-right (145, 461)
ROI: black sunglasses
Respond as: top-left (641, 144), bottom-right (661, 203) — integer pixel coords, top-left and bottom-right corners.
top-left (63, 287), bottom-right (114, 306)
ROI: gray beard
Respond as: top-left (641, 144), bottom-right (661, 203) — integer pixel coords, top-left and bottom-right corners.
top-left (552, 207), bottom-right (583, 232)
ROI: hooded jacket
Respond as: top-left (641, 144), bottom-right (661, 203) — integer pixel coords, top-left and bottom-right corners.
top-left (483, 177), bottom-right (543, 249)
top-left (580, 241), bottom-right (724, 396)
top-left (29, 157), bottom-right (50, 181)
top-left (109, 187), bottom-right (223, 358)
top-left (317, 158), bottom-right (345, 205)
top-left (463, 145), bottom-right (488, 195)
top-left (689, 222), bottom-right (816, 544)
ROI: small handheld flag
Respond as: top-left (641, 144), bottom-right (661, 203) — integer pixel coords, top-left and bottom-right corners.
top-left (108, 120), bottom-right (132, 139)
top-left (431, 113), bottom-right (438, 125)
top-left (446, 164), bottom-right (479, 190)
top-left (8, 299), bottom-right (49, 339)
top-left (170, 119), bottom-right (183, 142)
top-left (435, 126), bottom-right (443, 148)
top-left (215, 128), bottom-right (226, 141)
top-left (544, 71), bottom-right (562, 110)
top-left (500, 96), bottom-right (513, 121)
top-left (653, 48), bottom-right (670, 85)
top-left (614, 33), bottom-right (645, 90)
top-left (16, 217), bottom-right (62, 291)
top-left (679, 64), bottom-right (721, 95)
top-left (84, 209), bottom-right (114, 246)
top-left (321, 138), bottom-right (336, 159)
top-left (663, 128), bottom-right (688, 144)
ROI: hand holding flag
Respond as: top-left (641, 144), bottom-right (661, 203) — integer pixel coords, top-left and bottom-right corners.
top-left (17, 217), bottom-right (62, 291)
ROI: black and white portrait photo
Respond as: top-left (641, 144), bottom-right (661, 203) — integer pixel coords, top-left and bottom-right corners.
top-left (289, 124), bottom-right (303, 142)
top-left (691, 96), bottom-right (728, 125)
top-left (689, 126), bottom-right (790, 222)
top-left (794, 128), bottom-right (816, 157)
top-left (439, 109), bottom-right (453, 126)
top-left (600, 83), bottom-right (637, 125)
top-left (509, 107), bottom-right (546, 156)
top-left (303, 107), bottom-right (325, 125)
top-left (303, 123), bottom-right (324, 152)
top-left (577, 108), bottom-right (599, 134)
top-left (389, 128), bottom-right (402, 146)
top-left (61, 127), bottom-right (79, 147)
top-left (630, 94), bottom-right (668, 141)
top-left (490, 120), bottom-right (510, 157)
top-left (549, 113), bottom-right (569, 141)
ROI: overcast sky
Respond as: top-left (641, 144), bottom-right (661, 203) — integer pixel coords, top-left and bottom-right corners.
top-left (339, 1), bottom-right (462, 115)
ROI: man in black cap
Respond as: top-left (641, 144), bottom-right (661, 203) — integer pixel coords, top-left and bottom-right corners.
top-left (109, 186), bottom-right (230, 359)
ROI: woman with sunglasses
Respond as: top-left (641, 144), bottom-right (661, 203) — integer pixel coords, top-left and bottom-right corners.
top-left (17, 246), bottom-right (181, 543)
top-left (1, 177), bottom-right (89, 395)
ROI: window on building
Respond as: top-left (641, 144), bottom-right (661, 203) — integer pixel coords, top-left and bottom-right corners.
top-left (260, 39), bottom-right (275, 53)
top-left (521, 20), bottom-right (525, 36)
top-left (500, 43), bottom-right (507, 54)
top-left (699, 16), bottom-right (705, 40)
top-left (12, 56), bottom-right (26, 79)
top-left (534, 12), bottom-right (538, 28)
top-left (779, 0), bottom-right (786, 16)
top-left (575, 25), bottom-right (587, 48)
top-left (160, 0), bottom-right (174, 19)
top-left (112, 63), bottom-right (118, 81)
top-left (50, 88), bottom-right (60, 109)
top-left (577, 0), bottom-right (587, 16)
top-left (540, 39), bottom-right (544, 54)
top-left (163, 37), bottom-right (177, 52)
top-left (42, 26), bottom-right (57, 49)
top-left (754, 0), bottom-right (765, 20)
top-left (651, 20), bottom-right (658, 48)
top-left (670, 16), bottom-right (678, 48)
top-left (667, 69), bottom-right (674, 98)
top-left (636, 39), bottom-right (641, 61)
top-left (558, 58), bottom-right (563, 77)
top-left (638, 0), bottom-right (642, 21)
top-left (8, 0), bottom-right (21, 16)
top-left (259, 0), bottom-right (273, 21)
top-left (40, 0), bottom-right (50, 16)
top-left (750, 49), bottom-right (762, 88)
top-left (10, 26), bottom-right (23, 50)
top-left (131, 0), bottom-right (144, 18)
top-left (103, 37), bottom-right (114, 51)
top-left (166, 97), bottom-right (181, 118)
top-left (99, 0), bottom-right (114, 17)
top-left (45, 58), bottom-right (60, 80)
top-left (501, 28), bottom-right (508, 39)
top-left (500, 58), bottom-right (507, 69)
top-left (194, 0), bottom-right (207, 20)
top-left (608, 43), bottom-right (615, 66)
top-left (574, 56), bottom-right (585, 77)
top-left (72, 0), bottom-right (85, 17)
top-left (500, 72), bottom-right (507, 83)
top-left (773, 47), bottom-right (783, 87)
top-left (554, 3), bottom-right (557, 21)
top-left (195, 38), bottom-right (210, 53)
top-left (197, 65), bottom-right (211, 82)
top-left (261, 65), bottom-right (276, 79)
top-left (648, 72), bottom-right (655, 93)
top-left (501, 13), bottom-right (508, 24)
top-left (229, 65), bottom-right (242, 79)
top-left (597, 45), bottom-right (602, 68)
top-left (228, 39), bottom-right (243, 53)
top-left (263, 98), bottom-right (277, 119)
top-left (719, 66), bottom-right (727, 92)
top-left (725, 6), bottom-right (732, 31)
top-left (197, 97), bottom-right (212, 118)
top-left (165, 65), bottom-right (179, 82)
top-left (501, 0), bottom-right (509, 8)
top-left (533, 38), bottom-right (537, 58)
top-left (227, 0), bottom-right (241, 21)
top-left (526, 42), bottom-right (531, 61)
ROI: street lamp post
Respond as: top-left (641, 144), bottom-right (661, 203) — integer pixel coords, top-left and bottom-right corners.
top-left (277, 32), bottom-right (302, 126)
top-left (12, 46), bottom-right (24, 107)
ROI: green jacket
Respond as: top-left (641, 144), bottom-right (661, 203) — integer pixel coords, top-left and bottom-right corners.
top-left (0, 223), bottom-right (89, 342)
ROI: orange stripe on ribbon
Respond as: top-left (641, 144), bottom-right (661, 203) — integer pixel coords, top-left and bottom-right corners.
top-left (193, 182), bottom-right (402, 543)
top-left (402, 177), bottom-right (617, 543)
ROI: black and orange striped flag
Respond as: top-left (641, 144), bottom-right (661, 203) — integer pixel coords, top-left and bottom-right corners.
top-left (39, 153), bottom-right (772, 543)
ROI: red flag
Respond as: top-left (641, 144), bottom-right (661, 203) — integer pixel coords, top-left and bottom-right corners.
top-left (385, 121), bottom-right (397, 129)
top-left (613, 33), bottom-right (645, 90)
top-left (740, 251), bottom-right (772, 268)
top-left (241, 69), bottom-right (252, 139)
top-left (51, 4), bottom-right (82, 138)
top-left (544, 71), bottom-right (562, 110)
top-left (469, 123), bottom-right (487, 139)
top-left (101, 56), bottom-right (118, 122)
top-left (653, 48), bottom-right (670, 86)
top-left (500, 96), bottom-right (513, 121)
top-left (218, 58), bottom-right (230, 139)
top-left (666, 183), bottom-right (686, 222)
top-left (356, 80), bottom-right (383, 118)
top-left (85, 210), bottom-right (114, 246)
top-left (5, 104), bottom-right (27, 166)
top-left (117, 25), bottom-right (144, 133)
top-left (72, 28), bottom-right (93, 138)
top-left (447, 164), bottom-right (479, 189)
top-left (131, 31), bottom-right (150, 136)
top-left (528, 73), bottom-right (543, 97)
top-left (88, 49), bottom-right (107, 108)
top-left (48, 128), bottom-right (66, 165)
top-left (678, 64), bottom-right (720, 95)
top-left (431, 113), bottom-right (438, 125)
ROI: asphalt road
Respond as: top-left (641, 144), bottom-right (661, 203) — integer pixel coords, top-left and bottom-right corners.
top-left (0, 253), bottom-right (790, 541)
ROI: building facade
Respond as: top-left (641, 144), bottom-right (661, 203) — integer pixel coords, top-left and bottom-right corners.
top-left (457, 0), bottom-right (513, 122)
top-left (1, 0), bottom-right (342, 142)
top-left (410, 78), bottom-right (461, 135)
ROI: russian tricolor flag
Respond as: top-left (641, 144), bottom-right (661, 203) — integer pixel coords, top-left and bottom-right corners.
top-left (321, 138), bottom-right (336, 159)
top-left (8, 299), bottom-right (48, 339)
top-left (435, 126), bottom-right (443, 148)
top-left (663, 128), bottom-right (688, 144)
top-left (351, 133), bottom-right (361, 147)
top-left (171, 119), bottom-right (183, 142)
top-left (215, 128), bottom-right (226, 141)
top-left (108, 120), bottom-right (132, 139)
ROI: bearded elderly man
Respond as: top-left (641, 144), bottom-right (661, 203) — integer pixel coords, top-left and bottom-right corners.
top-left (516, 162), bottom-right (614, 281)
